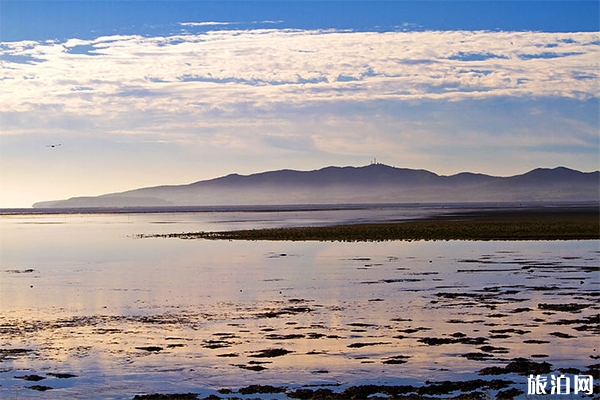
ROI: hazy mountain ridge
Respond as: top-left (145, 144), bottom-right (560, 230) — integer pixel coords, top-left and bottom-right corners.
top-left (33, 165), bottom-right (600, 208)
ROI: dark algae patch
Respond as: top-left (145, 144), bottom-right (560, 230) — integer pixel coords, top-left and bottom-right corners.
top-left (26, 385), bottom-right (53, 391)
top-left (496, 387), bottom-right (525, 399)
top-left (235, 364), bottom-right (268, 371)
top-left (47, 372), bottom-right (78, 378)
top-left (479, 358), bottom-right (552, 376)
top-left (249, 348), bottom-right (292, 358)
top-left (347, 341), bottom-right (391, 348)
top-left (383, 355), bottom-right (411, 364)
top-left (133, 394), bottom-right (200, 399)
top-left (549, 331), bottom-right (577, 339)
top-left (136, 346), bottom-right (164, 352)
top-left (538, 303), bottom-right (591, 312)
top-left (257, 306), bottom-right (313, 318)
top-left (418, 336), bottom-right (488, 346)
top-left (238, 384), bottom-right (287, 395)
top-left (461, 352), bottom-right (495, 361)
top-left (124, 379), bottom-right (518, 400)
top-left (14, 374), bottom-right (45, 381)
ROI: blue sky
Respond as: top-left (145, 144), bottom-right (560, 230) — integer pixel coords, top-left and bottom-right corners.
top-left (0, 1), bottom-right (598, 207)
top-left (2, 1), bottom-right (599, 40)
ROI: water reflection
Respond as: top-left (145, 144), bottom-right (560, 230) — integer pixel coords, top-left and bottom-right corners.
top-left (0, 213), bottom-right (598, 398)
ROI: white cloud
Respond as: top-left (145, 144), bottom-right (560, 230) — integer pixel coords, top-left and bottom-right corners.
top-left (179, 22), bottom-right (239, 27)
top-left (0, 28), bottom-right (598, 207)
top-left (1, 29), bottom-right (597, 119)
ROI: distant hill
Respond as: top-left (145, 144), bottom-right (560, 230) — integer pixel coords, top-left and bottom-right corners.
top-left (32, 164), bottom-right (600, 208)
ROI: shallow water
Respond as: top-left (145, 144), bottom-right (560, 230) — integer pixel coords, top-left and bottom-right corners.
top-left (0, 211), bottom-right (598, 399)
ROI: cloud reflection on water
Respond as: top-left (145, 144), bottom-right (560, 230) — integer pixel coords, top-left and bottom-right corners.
top-left (0, 212), bottom-right (598, 397)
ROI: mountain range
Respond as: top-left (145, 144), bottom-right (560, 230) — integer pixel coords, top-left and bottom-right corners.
top-left (33, 164), bottom-right (600, 208)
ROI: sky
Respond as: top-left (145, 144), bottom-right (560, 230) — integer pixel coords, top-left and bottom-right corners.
top-left (0, 1), bottom-right (598, 208)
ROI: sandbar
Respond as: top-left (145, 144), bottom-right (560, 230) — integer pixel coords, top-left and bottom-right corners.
top-left (149, 206), bottom-right (599, 241)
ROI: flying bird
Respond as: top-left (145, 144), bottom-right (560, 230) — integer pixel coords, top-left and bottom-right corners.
top-left (46, 144), bottom-right (62, 148)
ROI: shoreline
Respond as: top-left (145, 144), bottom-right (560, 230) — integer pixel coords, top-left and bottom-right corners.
top-left (4, 201), bottom-right (598, 216)
top-left (147, 208), bottom-right (600, 241)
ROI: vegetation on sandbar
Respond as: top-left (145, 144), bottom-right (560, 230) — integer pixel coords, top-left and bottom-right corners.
top-left (145, 211), bottom-right (599, 241)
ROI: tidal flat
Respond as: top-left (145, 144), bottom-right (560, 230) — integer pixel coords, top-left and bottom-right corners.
top-left (150, 208), bottom-right (599, 241)
top-left (0, 207), bottom-right (598, 399)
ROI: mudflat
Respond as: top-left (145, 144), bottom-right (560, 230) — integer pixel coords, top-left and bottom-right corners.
top-left (150, 207), bottom-right (599, 241)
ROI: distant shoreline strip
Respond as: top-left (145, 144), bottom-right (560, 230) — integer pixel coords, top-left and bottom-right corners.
top-left (144, 209), bottom-right (599, 241)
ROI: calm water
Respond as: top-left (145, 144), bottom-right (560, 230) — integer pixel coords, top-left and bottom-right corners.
top-left (0, 208), bottom-right (598, 399)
